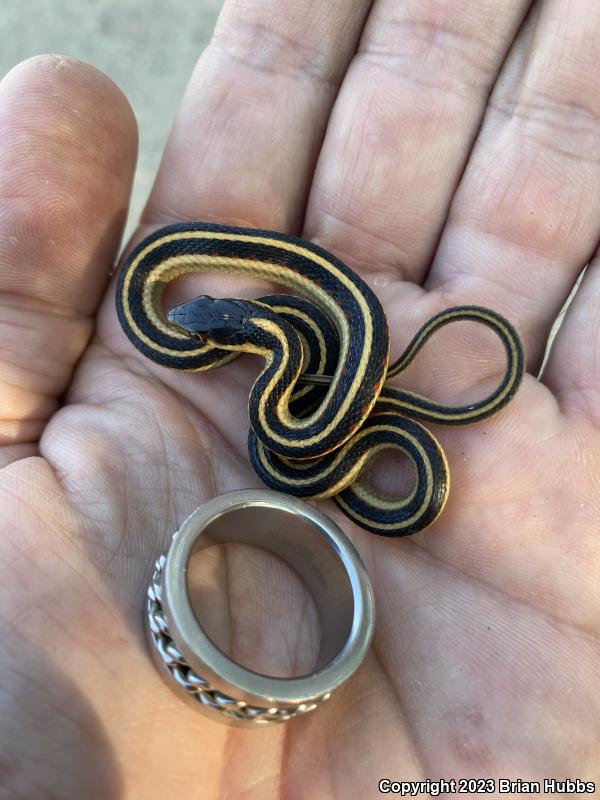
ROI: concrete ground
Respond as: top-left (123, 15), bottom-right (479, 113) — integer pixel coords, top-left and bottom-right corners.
top-left (1, 0), bottom-right (224, 238)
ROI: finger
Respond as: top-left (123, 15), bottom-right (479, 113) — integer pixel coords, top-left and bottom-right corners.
top-left (103, 0), bottom-right (376, 455)
top-left (0, 55), bottom-right (137, 462)
top-left (303, 0), bottom-right (532, 284)
top-left (143, 0), bottom-right (374, 232)
top-left (542, 261), bottom-right (600, 424)
top-left (425, 1), bottom-right (600, 370)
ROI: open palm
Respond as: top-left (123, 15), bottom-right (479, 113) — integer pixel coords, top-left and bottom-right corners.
top-left (2, 1), bottom-right (600, 797)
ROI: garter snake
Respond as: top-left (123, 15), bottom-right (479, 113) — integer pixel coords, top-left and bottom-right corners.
top-left (116, 221), bottom-right (524, 536)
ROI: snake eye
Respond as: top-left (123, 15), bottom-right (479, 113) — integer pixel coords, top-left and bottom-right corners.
top-left (166, 318), bottom-right (207, 345)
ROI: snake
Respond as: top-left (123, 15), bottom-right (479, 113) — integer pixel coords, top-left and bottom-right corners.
top-left (116, 221), bottom-right (524, 536)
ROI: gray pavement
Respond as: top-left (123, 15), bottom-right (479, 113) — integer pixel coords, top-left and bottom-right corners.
top-left (1, 0), bottom-right (224, 238)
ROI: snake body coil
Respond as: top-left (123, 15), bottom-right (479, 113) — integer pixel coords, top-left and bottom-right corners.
top-left (116, 221), bottom-right (524, 536)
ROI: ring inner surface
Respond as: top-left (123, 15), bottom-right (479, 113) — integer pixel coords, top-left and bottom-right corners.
top-left (190, 505), bottom-right (354, 672)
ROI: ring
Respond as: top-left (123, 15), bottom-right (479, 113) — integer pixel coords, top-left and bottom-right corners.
top-left (145, 489), bottom-right (375, 727)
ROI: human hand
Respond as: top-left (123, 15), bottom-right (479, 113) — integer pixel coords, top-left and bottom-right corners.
top-left (2, 0), bottom-right (600, 796)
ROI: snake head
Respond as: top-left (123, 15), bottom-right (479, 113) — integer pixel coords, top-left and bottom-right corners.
top-left (167, 296), bottom-right (251, 345)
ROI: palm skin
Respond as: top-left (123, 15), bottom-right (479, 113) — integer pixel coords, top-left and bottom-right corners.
top-left (2, 1), bottom-right (600, 797)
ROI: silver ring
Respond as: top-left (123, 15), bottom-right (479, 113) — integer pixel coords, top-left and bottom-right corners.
top-left (145, 489), bottom-right (375, 727)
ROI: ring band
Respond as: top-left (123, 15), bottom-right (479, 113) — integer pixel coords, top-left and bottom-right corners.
top-left (145, 489), bottom-right (375, 727)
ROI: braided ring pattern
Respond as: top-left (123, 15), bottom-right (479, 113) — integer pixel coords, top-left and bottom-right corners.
top-left (146, 555), bottom-right (331, 725)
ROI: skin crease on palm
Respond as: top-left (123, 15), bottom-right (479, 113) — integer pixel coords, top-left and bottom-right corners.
top-left (2, 0), bottom-right (600, 795)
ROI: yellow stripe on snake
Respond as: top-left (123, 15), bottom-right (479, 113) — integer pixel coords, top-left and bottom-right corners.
top-left (116, 222), bottom-right (524, 536)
